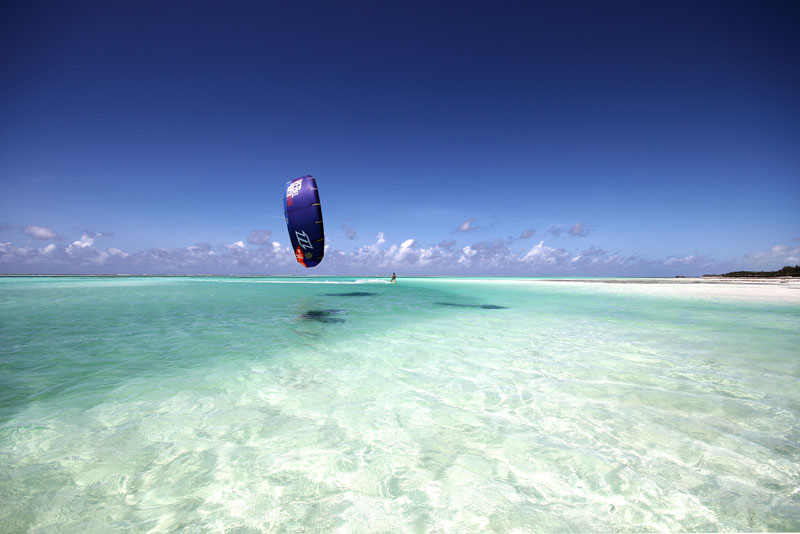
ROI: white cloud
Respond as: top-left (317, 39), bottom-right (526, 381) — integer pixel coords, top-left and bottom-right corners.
top-left (391, 238), bottom-right (416, 264)
top-left (0, 235), bottom-right (646, 274)
top-left (664, 254), bottom-right (699, 266)
top-left (569, 222), bottom-right (591, 237)
top-left (458, 245), bottom-right (476, 265)
top-left (22, 225), bottom-right (58, 240)
top-left (108, 248), bottom-right (129, 258)
top-left (546, 225), bottom-right (563, 237)
top-left (342, 221), bottom-right (358, 240)
top-left (7, 228), bottom-right (779, 277)
top-left (69, 233), bottom-right (95, 250)
top-left (743, 242), bottom-right (800, 268)
top-left (520, 229), bottom-right (536, 239)
top-left (187, 243), bottom-right (216, 256)
top-left (522, 240), bottom-right (566, 265)
top-left (455, 218), bottom-right (478, 233)
top-left (247, 229), bottom-right (272, 245)
top-left (351, 232), bottom-right (387, 263)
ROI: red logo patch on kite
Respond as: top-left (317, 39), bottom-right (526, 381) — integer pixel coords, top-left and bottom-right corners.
top-left (295, 245), bottom-right (306, 267)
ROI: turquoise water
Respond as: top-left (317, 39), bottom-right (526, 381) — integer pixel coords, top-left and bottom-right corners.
top-left (1, 276), bottom-right (798, 532)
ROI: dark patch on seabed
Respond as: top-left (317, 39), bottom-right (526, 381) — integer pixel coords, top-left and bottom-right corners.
top-left (323, 292), bottom-right (378, 297)
top-left (436, 302), bottom-right (508, 309)
top-left (301, 309), bottom-right (347, 323)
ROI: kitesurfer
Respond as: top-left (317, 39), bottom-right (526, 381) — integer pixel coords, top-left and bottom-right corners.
top-left (391, 273), bottom-right (396, 283)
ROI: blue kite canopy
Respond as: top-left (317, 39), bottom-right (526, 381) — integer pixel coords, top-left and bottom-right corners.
top-left (284, 175), bottom-right (324, 268)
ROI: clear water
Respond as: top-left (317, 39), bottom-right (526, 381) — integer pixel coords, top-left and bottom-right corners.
top-left (1, 276), bottom-right (798, 532)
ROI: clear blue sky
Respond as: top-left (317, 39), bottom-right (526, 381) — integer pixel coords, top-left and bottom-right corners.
top-left (1, 1), bottom-right (798, 275)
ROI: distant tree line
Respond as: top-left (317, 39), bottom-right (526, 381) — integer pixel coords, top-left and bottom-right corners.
top-left (703, 265), bottom-right (800, 278)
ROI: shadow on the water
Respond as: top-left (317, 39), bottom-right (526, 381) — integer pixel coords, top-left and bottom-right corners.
top-left (323, 292), bottom-right (378, 297)
top-left (301, 309), bottom-right (347, 323)
top-left (435, 302), bottom-right (508, 309)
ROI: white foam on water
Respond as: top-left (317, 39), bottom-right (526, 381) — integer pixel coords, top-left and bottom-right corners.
top-left (407, 277), bottom-right (800, 304)
top-left (184, 277), bottom-right (392, 285)
top-left (250, 278), bottom-right (392, 284)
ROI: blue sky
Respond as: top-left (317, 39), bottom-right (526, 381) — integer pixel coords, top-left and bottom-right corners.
top-left (1, 1), bottom-right (798, 275)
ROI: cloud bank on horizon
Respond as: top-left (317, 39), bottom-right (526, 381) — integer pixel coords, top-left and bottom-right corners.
top-left (2, 224), bottom-right (798, 276)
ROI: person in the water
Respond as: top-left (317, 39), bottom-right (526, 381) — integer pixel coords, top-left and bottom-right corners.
top-left (391, 273), bottom-right (396, 283)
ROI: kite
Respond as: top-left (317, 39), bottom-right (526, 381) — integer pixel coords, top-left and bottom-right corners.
top-left (284, 175), bottom-right (324, 267)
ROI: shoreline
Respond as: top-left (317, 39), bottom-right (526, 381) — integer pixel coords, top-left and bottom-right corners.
top-left (541, 276), bottom-right (800, 285)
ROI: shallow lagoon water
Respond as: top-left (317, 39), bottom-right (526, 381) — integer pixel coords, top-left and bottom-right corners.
top-left (1, 276), bottom-right (799, 532)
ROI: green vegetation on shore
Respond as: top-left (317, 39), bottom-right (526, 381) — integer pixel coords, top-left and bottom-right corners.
top-left (704, 265), bottom-right (800, 278)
